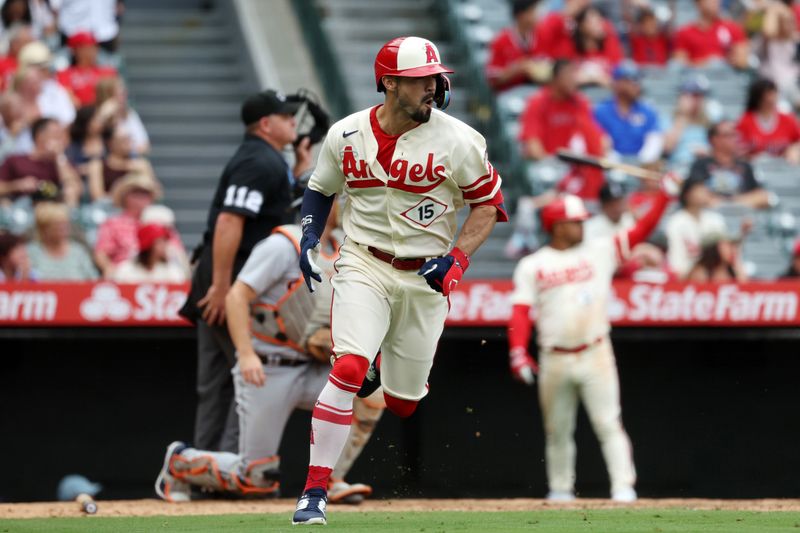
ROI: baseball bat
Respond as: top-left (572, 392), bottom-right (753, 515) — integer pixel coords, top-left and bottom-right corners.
top-left (76, 493), bottom-right (97, 514)
top-left (556, 150), bottom-right (663, 181)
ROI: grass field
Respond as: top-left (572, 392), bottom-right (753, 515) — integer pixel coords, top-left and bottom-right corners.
top-left (3, 509), bottom-right (800, 533)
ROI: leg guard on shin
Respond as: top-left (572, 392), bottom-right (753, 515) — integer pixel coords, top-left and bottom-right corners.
top-left (170, 453), bottom-right (229, 492)
top-left (232, 456), bottom-right (281, 495)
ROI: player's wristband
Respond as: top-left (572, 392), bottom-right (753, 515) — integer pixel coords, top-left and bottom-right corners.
top-left (300, 188), bottom-right (335, 238)
top-left (449, 247), bottom-right (470, 272)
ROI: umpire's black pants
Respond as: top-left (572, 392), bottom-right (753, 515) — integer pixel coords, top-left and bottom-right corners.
top-left (194, 320), bottom-right (239, 453)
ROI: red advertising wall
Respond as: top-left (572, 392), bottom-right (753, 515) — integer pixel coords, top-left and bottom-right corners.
top-left (1, 280), bottom-right (799, 327)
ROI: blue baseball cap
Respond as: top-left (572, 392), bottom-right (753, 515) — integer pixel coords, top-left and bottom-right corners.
top-left (679, 74), bottom-right (710, 95)
top-left (612, 61), bottom-right (642, 82)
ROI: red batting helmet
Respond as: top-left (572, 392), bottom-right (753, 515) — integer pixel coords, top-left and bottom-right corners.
top-left (540, 195), bottom-right (591, 233)
top-left (374, 36), bottom-right (454, 92)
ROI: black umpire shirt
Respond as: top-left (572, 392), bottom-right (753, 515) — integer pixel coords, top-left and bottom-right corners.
top-left (180, 133), bottom-right (294, 322)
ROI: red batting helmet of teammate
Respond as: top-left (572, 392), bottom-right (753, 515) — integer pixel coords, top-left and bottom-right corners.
top-left (374, 36), bottom-right (454, 92)
top-left (540, 194), bottom-right (591, 233)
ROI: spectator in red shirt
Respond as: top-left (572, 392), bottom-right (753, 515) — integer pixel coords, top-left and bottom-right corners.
top-left (0, 117), bottom-right (81, 206)
top-left (486, 0), bottom-right (548, 91)
top-left (93, 173), bottom-right (161, 278)
top-left (673, 0), bottom-right (750, 69)
top-left (576, 5), bottom-right (625, 65)
top-left (629, 5), bottom-right (671, 65)
top-left (534, 0), bottom-right (589, 58)
top-left (519, 60), bottom-right (609, 199)
top-left (736, 78), bottom-right (800, 163)
top-left (537, 1), bottom-right (623, 85)
top-left (56, 31), bottom-right (117, 107)
top-left (519, 59), bottom-right (604, 159)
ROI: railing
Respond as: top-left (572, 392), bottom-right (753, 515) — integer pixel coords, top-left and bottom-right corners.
top-left (435, 0), bottom-right (529, 202)
top-left (291, 0), bottom-right (353, 119)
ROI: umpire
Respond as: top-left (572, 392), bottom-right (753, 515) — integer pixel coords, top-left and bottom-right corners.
top-left (180, 89), bottom-right (312, 452)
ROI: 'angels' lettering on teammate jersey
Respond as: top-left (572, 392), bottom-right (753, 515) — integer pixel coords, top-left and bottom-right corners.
top-left (536, 260), bottom-right (594, 290)
top-left (341, 145), bottom-right (447, 194)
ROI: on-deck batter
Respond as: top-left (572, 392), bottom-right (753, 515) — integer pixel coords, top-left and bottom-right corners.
top-left (291, 36), bottom-right (508, 525)
top-left (507, 177), bottom-right (677, 502)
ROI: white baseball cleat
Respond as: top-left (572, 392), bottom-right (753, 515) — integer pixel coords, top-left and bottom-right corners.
top-left (611, 487), bottom-right (638, 503)
top-left (328, 479), bottom-right (372, 504)
top-left (546, 490), bottom-right (576, 502)
top-left (155, 441), bottom-right (191, 503)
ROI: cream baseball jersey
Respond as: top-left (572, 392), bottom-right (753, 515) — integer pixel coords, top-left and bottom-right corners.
top-left (308, 106), bottom-right (503, 258)
top-left (510, 234), bottom-right (631, 349)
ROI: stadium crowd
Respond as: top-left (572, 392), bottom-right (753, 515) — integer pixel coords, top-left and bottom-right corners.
top-left (0, 0), bottom-right (188, 284)
top-left (489, 0), bottom-right (800, 280)
top-left (1, 0), bottom-right (798, 285)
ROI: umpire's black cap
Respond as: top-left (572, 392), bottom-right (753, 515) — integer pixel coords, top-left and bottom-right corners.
top-left (241, 90), bottom-right (303, 126)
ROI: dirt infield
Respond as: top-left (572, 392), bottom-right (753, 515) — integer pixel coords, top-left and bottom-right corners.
top-left (3, 498), bottom-right (800, 519)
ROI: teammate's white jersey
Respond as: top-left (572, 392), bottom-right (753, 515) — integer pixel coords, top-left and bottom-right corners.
top-left (308, 106), bottom-right (502, 258)
top-left (510, 234), bottom-right (631, 349)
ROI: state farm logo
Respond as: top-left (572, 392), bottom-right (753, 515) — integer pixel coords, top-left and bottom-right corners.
top-left (623, 284), bottom-right (798, 323)
top-left (80, 284), bottom-right (131, 321)
top-left (0, 289), bottom-right (57, 320)
top-left (80, 283), bottom-right (187, 322)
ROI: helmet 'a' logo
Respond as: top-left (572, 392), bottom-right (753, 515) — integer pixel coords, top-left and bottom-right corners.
top-left (424, 43), bottom-right (438, 64)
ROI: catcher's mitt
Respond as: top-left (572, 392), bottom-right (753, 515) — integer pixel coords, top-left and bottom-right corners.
top-left (306, 327), bottom-right (332, 363)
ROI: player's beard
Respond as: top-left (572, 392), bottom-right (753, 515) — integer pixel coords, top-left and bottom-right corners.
top-left (410, 103), bottom-right (432, 123)
top-left (401, 93), bottom-right (433, 123)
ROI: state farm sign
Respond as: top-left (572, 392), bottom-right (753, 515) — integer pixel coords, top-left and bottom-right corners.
top-left (0, 282), bottom-right (189, 326)
top-left (0, 289), bottom-right (57, 320)
top-left (445, 280), bottom-right (800, 327)
top-left (615, 284), bottom-right (798, 325)
top-left (0, 281), bottom-right (798, 327)
top-left (79, 283), bottom-right (186, 322)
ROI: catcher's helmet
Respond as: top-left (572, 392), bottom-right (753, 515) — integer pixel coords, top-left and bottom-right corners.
top-left (374, 36), bottom-right (453, 109)
top-left (540, 195), bottom-right (591, 233)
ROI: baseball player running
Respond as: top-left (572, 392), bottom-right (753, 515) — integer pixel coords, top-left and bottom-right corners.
top-left (155, 207), bottom-right (381, 503)
top-left (291, 36), bottom-right (507, 525)
top-left (507, 175), bottom-right (678, 502)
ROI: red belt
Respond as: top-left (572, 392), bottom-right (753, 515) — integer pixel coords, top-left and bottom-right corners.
top-left (367, 246), bottom-right (429, 271)
top-left (550, 336), bottom-right (604, 354)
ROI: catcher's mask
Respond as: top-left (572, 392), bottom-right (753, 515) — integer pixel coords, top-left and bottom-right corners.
top-left (289, 88), bottom-right (330, 146)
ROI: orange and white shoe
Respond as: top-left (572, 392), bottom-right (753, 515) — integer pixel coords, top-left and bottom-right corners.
top-left (327, 479), bottom-right (372, 504)
top-left (155, 441), bottom-right (191, 503)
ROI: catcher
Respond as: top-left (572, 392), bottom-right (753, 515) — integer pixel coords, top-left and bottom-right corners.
top-left (155, 204), bottom-right (384, 503)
